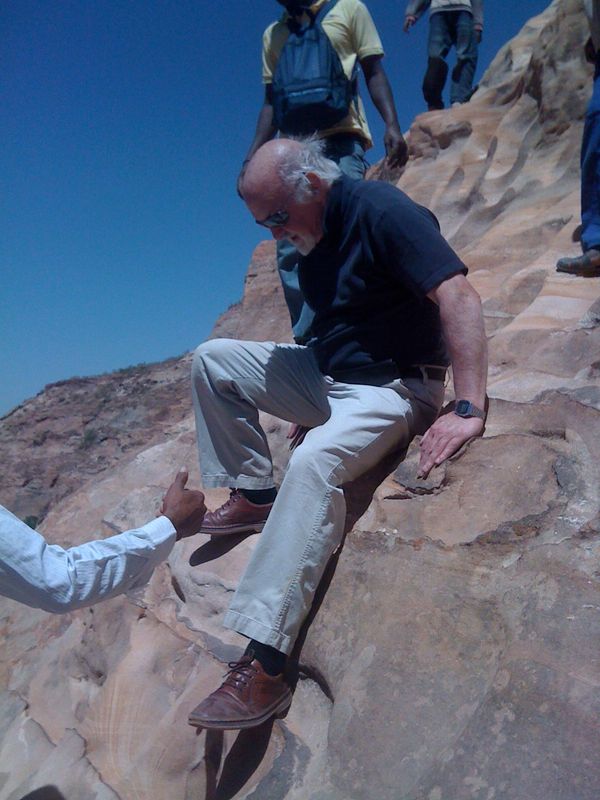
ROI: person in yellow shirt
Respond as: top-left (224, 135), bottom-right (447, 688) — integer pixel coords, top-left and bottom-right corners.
top-left (237, 0), bottom-right (408, 347)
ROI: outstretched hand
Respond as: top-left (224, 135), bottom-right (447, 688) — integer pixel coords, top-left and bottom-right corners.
top-left (418, 411), bottom-right (484, 479)
top-left (160, 469), bottom-right (206, 540)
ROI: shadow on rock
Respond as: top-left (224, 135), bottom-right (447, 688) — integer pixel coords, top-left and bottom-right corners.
top-left (18, 789), bottom-right (67, 800)
top-left (189, 531), bottom-right (256, 566)
top-left (197, 721), bottom-right (275, 800)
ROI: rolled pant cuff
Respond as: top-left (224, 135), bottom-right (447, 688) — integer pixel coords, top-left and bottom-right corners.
top-left (223, 610), bottom-right (293, 656)
top-left (201, 474), bottom-right (276, 490)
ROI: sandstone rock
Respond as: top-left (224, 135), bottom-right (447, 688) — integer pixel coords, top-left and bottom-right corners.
top-left (2, 1), bottom-right (600, 798)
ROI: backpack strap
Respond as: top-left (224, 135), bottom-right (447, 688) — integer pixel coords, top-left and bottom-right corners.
top-left (314, 0), bottom-right (340, 27)
top-left (315, 1), bottom-right (359, 101)
top-left (286, 1), bottom-right (340, 33)
top-left (315, 0), bottom-right (360, 113)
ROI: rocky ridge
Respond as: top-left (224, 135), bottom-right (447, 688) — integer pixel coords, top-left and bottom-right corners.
top-left (1, 1), bottom-right (600, 798)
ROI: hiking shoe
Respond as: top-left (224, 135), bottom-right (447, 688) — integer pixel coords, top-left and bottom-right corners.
top-left (556, 248), bottom-right (600, 276)
top-left (199, 489), bottom-right (273, 536)
top-left (188, 656), bottom-right (292, 730)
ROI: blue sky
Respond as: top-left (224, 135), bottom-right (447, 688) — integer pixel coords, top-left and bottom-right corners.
top-left (2, 0), bottom-right (551, 416)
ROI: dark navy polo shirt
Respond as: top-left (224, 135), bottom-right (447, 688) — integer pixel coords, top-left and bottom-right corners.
top-left (299, 175), bottom-right (467, 381)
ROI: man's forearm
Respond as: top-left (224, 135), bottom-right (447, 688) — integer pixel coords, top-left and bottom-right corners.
top-left (471, 0), bottom-right (484, 31)
top-left (364, 65), bottom-right (401, 128)
top-left (243, 102), bottom-right (277, 163)
top-left (361, 57), bottom-right (408, 167)
top-left (405, 0), bottom-right (430, 25)
top-left (437, 278), bottom-right (487, 407)
top-left (418, 274), bottom-right (487, 478)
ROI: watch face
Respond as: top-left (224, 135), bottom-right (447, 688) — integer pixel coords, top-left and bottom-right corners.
top-left (455, 400), bottom-right (471, 417)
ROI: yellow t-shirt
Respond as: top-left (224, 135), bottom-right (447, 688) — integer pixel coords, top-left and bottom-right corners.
top-left (262, 0), bottom-right (384, 149)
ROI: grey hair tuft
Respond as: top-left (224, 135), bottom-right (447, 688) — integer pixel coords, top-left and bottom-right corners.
top-left (278, 135), bottom-right (342, 201)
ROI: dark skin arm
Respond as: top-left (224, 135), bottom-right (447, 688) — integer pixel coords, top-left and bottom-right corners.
top-left (160, 470), bottom-right (206, 540)
top-left (360, 55), bottom-right (408, 168)
top-left (237, 85), bottom-right (277, 195)
top-left (239, 54), bottom-right (408, 190)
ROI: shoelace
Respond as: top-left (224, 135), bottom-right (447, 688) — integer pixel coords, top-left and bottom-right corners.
top-left (222, 657), bottom-right (257, 689)
top-left (221, 489), bottom-right (242, 510)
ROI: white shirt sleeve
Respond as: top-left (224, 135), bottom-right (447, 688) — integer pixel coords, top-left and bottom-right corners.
top-left (0, 504), bottom-right (177, 613)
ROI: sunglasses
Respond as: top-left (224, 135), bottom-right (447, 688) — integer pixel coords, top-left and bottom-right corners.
top-left (255, 209), bottom-right (290, 229)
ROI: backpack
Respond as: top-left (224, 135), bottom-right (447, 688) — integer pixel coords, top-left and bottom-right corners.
top-left (271, 0), bottom-right (357, 135)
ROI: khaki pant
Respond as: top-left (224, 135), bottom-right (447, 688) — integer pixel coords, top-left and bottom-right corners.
top-left (192, 339), bottom-right (445, 654)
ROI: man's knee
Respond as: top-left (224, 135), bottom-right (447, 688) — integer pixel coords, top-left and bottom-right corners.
top-left (192, 338), bottom-right (238, 384)
top-left (286, 437), bottom-right (343, 486)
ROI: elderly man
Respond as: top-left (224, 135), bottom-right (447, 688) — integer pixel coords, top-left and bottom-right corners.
top-left (189, 137), bottom-right (487, 729)
top-left (239, 0), bottom-right (408, 345)
top-left (0, 470), bottom-right (205, 613)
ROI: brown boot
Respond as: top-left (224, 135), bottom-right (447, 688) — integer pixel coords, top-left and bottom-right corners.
top-left (199, 489), bottom-right (273, 536)
top-left (188, 656), bottom-right (292, 730)
top-left (556, 248), bottom-right (600, 276)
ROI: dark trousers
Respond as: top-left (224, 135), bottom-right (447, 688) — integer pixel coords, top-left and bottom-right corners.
top-left (423, 10), bottom-right (478, 109)
top-left (581, 55), bottom-right (600, 252)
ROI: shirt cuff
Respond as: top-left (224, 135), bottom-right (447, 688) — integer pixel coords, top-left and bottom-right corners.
top-left (140, 515), bottom-right (177, 544)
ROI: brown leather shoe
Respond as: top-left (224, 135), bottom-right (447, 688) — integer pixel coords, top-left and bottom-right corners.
top-left (556, 248), bottom-right (600, 276)
top-left (199, 490), bottom-right (273, 536)
top-left (188, 656), bottom-right (292, 730)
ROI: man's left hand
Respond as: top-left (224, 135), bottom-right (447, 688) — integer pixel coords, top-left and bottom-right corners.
top-left (384, 124), bottom-right (409, 168)
top-left (417, 413), bottom-right (484, 479)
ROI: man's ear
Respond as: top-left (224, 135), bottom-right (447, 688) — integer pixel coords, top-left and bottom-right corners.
top-left (305, 171), bottom-right (322, 194)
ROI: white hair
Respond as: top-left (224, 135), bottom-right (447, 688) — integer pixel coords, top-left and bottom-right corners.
top-left (278, 136), bottom-right (342, 201)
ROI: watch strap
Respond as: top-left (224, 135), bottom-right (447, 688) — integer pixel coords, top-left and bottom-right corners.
top-left (454, 399), bottom-right (486, 419)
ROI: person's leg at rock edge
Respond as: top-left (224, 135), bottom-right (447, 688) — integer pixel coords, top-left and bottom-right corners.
top-left (581, 55), bottom-right (600, 253)
top-left (191, 336), bottom-right (331, 526)
top-left (423, 12), bottom-right (451, 110)
top-left (189, 338), bottom-right (445, 727)
top-left (276, 134), bottom-right (368, 346)
top-left (557, 52), bottom-right (600, 274)
top-left (450, 10), bottom-right (477, 105)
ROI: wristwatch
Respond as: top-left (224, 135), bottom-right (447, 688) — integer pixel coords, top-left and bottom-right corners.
top-left (454, 399), bottom-right (486, 419)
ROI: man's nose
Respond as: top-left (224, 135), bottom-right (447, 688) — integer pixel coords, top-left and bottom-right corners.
top-left (271, 226), bottom-right (288, 241)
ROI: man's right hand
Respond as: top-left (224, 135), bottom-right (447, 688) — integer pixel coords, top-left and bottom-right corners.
top-left (161, 469), bottom-right (206, 540)
top-left (417, 413), bottom-right (484, 479)
top-left (384, 123), bottom-right (409, 168)
top-left (403, 15), bottom-right (416, 33)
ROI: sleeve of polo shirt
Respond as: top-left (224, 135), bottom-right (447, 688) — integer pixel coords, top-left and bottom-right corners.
top-left (349, 0), bottom-right (385, 60)
top-left (471, 0), bottom-right (484, 29)
top-left (262, 23), bottom-right (280, 84)
top-left (369, 190), bottom-right (467, 297)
